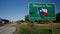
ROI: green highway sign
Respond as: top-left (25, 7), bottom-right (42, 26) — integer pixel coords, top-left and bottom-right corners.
top-left (29, 3), bottom-right (55, 21)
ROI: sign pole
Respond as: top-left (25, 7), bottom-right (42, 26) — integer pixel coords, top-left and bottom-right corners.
top-left (29, 21), bottom-right (34, 34)
top-left (50, 20), bottom-right (54, 34)
top-left (44, 0), bottom-right (54, 34)
top-left (29, 2), bottom-right (55, 34)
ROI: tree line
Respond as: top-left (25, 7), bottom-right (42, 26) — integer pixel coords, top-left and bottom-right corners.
top-left (16, 13), bottom-right (60, 24)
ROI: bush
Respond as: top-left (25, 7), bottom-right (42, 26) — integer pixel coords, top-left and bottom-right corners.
top-left (16, 24), bottom-right (50, 34)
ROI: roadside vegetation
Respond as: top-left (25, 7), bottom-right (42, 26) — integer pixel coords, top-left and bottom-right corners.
top-left (14, 23), bottom-right (50, 34)
top-left (14, 23), bottom-right (60, 34)
top-left (14, 13), bottom-right (60, 34)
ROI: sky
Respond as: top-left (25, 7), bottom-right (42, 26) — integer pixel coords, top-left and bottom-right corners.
top-left (0, 0), bottom-right (60, 21)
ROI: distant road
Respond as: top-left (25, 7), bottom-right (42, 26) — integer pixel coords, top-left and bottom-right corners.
top-left (0, 24), bottom-right (16, 34)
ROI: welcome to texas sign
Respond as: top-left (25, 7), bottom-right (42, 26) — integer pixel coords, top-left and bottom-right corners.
top-left (29, 3), bottom-right (56, 21)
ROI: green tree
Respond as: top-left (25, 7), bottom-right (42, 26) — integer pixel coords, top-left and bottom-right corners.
top-left (56, 13), bottom-right (60, 21)
top-left (25, 15), bottom-right (30, 22)
top-left (20, 20), bottom-right (24, 23)
top-left (53, 13), bottom-right (60, 23)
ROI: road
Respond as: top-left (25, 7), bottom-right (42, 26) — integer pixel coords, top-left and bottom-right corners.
top-left (0, 24), bottom-right (16, 34)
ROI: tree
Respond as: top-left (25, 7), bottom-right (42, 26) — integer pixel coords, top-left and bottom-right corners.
top-left (25, 15), bottom-right (29, 22)
top-left (56, 13), bottom-right (60, 21)
top-left (20, 20), bottom-right (24, 23)
top-left (53, 13), bottom-right (60, 23)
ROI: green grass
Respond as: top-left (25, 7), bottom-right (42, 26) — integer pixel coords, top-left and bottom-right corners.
top-left (54, 29), bottom-right (60, 34)
top-left (14, 23), bottom-right (51, 34)
top-left (14, 23), bottom-right (60, 34)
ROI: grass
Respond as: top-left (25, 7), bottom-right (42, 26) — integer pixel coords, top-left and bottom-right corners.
top-left (14, 23), bottom-right (50, 34)
top-left (54, 29), bottom-right (60, 34)
top-left (14, 23), bottom-right (60, 34)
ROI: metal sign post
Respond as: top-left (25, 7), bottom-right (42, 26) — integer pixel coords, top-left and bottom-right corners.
top-left (29, 0), bottom-right (55, 34)
top-left (45, 0), bottom-right (54, 34)
top-left (50, 20), bottom-right (54, 34)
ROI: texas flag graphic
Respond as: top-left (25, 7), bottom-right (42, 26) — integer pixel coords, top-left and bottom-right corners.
top-left (38, 7), bottom-right (48, 16)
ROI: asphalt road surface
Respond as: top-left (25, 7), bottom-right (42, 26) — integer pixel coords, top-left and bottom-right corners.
top-left (0, 24), bottom-right (16, 34)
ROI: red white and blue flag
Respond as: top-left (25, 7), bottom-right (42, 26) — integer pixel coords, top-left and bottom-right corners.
top-left (38, 7), bottom-right (48, 16)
